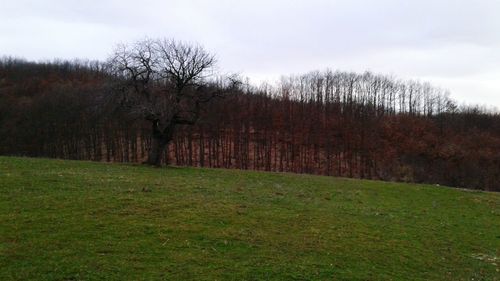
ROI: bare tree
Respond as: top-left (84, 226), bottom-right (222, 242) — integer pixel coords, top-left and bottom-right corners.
top-left (108, 38), bottom-right (217, 166)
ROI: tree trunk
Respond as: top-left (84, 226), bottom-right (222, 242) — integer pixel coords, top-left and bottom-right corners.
top-left (147, 135), bottom-right (167, 166)
top-left (145, 120), bottom-right (176, 167)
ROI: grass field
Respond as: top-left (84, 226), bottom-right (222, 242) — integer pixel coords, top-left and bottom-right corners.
top-left (0, 156), bottom-right (499, 280)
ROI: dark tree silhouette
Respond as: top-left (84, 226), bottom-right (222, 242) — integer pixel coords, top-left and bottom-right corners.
top-left (108, 38), bottom-right (216, 166)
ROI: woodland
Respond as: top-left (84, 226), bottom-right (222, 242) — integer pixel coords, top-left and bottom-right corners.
top-left (1, 43), bottom-right (499, 191)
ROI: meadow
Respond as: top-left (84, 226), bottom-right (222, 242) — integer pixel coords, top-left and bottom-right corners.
top-left (0, 156), bottom-right (499, 280)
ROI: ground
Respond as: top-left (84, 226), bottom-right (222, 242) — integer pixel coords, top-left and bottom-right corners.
top-left (0, 156), bottom-right (499, 280)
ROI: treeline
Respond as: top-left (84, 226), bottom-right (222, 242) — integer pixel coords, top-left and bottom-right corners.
top-left (1, 58), bottom-right (499, 191)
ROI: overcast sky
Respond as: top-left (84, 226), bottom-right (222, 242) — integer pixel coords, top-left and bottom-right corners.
top-left (1, 0), bottom-right (499, 107)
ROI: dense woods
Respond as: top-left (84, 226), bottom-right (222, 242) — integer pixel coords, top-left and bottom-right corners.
top-left (1, 57), bottom-right (499, 191)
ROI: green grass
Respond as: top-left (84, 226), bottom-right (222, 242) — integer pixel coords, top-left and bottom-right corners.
top-left (0, 157), bottom-right (499, 281)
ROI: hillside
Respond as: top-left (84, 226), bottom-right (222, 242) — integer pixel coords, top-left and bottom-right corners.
top-left (2, 59), bottom-right (500, 191)
top-left (0, 156), bottom-right (499, 280)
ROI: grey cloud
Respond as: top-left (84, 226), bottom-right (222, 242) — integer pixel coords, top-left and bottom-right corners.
top-left (0, 0), bottom-right (499, 106)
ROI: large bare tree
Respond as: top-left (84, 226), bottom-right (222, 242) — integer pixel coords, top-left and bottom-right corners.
top-left (108, 38), bottom-right (217, 166)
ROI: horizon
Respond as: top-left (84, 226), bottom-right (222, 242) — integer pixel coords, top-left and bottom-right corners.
top-left (1, 0), bottom-right (499, 108)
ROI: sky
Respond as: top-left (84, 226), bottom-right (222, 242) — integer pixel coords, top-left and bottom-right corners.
top-left (1, 0), bottom-right (499, 108)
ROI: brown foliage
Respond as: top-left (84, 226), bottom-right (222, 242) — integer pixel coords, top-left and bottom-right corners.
top-left (1, 59), bottom-right (499, 191)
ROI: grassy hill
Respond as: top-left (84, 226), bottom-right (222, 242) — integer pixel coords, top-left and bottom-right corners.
top-left (0, 156), bottom-right (499, 280)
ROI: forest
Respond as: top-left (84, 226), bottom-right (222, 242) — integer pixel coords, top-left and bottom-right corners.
top-left (1, 55), bottom-right (499, 191)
